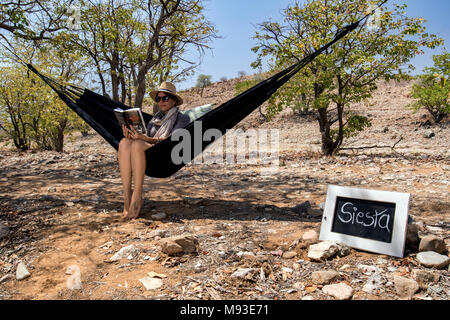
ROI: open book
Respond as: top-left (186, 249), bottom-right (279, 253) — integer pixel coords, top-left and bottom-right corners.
top-left (114, 108), bottom-right (147, 135)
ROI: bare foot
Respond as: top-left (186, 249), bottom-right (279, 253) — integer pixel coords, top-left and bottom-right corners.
top-left (126, 196), bottom-right (143, 220)
top-left (122, 189), bottom-right (132, 219)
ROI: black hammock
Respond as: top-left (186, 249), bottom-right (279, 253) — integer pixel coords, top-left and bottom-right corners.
top-left (27, 21), bottom-right (361, 178)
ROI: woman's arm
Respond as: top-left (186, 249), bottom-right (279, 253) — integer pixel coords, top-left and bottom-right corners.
top-left (126, 126), bottom-right (161, 144)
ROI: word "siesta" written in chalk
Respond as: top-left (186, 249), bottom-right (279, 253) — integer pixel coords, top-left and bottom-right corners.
top-left (338, 202), bottom-right (392, 233)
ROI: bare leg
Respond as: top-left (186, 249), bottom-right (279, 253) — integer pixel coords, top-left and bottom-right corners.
top-left (118, 138), bottom-right (133, 218)
top-left (127, 140), bottom-right (151, 219)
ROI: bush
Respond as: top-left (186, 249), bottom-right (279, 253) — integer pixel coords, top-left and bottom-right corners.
top-left (410, 52), bottom-right (450, 123)
top-left (196, 74), bottom-right (212, 97)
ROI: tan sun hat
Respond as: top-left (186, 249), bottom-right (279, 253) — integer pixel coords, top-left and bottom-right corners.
top-left (150, 81), bottom-right (183, 106)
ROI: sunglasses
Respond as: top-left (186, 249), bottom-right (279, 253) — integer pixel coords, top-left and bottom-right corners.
top-left (155, 95), bottom-right (171, 103)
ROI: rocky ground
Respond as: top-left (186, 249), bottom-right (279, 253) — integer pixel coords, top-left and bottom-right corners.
top-left (0, 78), bottom-right (449, 301)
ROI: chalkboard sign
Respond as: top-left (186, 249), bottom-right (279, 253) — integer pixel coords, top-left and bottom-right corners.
top-left (332, 197), bottom-right (396, 243)
top-left (320, 186), bottom-right (410, 258)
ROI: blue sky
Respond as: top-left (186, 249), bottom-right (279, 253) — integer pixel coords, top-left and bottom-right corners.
top-left (178, 0), bottom-right (450, 90)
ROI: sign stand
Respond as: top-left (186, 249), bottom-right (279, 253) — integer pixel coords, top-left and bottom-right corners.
top-left (319, 185), bottom-right (410, 258)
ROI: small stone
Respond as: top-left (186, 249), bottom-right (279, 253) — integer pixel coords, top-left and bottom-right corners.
top-left (307, 208), bottom-right (323, 217)
top-left (151, 212), bottom-right (167, 220)
top-left (182, 197), bottom-right (203, 205)
top-left (302, 230), bottom-right (319, 242)
top-left (65, 265), bottom-right (82, 290)
top-left (148, 229), bottom-right (169, 238)
top-left (282, 267), bottom-right (293, 274)
top-left (161, 234), bottom-right (199, 256)
top-left (238, 251), bottom-right (256, 259)
top-left (282, 251), bottom-right (297, 259)
top-left (292, 201), bottom-right (311, 214)
top-left (0, 223), bottom-right (9, 239)
top-left (16, 261), bottom-right (31, 281)
top-left (427, 285), bottom-right (443, 295)
top-left (110, 245), bottom-right (137, 262)
top-left (339, 264), bottom-right (352, 271)
top-left (405, 224), bottom-right (420, 249)
top-left (322, 283), bottom-right (353, 300)
top-left (161, 241), bottom-right (184, 256)
top-left (412, 269), bottom-right (440, 290)
top-left (358, 264), bottom-right (381, 275)
top-left (419, 235), bottom-right (447, 254)
top-left (307, 241), bottom-right (339, 261)
top-left (363, 274), bottom-right (383, 294)
top-left (416, 251), bottom-right (450, 269)
top-left (270, 249), bottom-right (283, 256)
top-left (423, 130), bottom-right (435, 139)
top-left (312, 270), bottom-right (339, 285)
top-left (0, 274), bottom-right (12, 283)
top-left (335, 242), bottom-right (351, 257)
top-left (394, 276), bottom-right (419, 300)
top-left (139, 276), bottom-right (163, 290)
top-left (231, 268), bottom-right (256, 279)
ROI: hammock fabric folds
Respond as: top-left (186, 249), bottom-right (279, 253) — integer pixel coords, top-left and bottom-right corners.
top-left (27, 21), bottom-right (360, 178)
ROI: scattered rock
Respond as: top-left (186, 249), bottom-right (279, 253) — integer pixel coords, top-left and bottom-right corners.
top-left (161, 234), bottom-right (199, 256)
top-left (419, 235), bottom-right (447, 254)
top-left (322, 283), bottom-right (353, 300)
top-left (394, 276), bottom-right (419, 300)
top-left (307, 207), bottom-right (323, 217)
top-left (412, 269), bottom-right (440, 290)
top-left (16, 261), bottom-right (31, 281)
top-left (416, 251), bottom-right (450, 269)
top-left (423, 130), bottom-right (435, 139)
top-left (148, 229), bottom-right (169, 239)
top-left (0, 274), bottom-right (12, 283)
top-left (427, 285), bottom-right (443, 295)
top-left (335, 242), bottom-right (351, 257)
top-left (312, 270), bottom-right (339, 285)
top-left (292, 201), bottom-right (311, 214)
top-left (231, 268), bottom-right (256, 279)
top-left (182, 197), bottom-right (203, 205)
top-left (65, 265), bottom-right (82, 290)
top-left (237, 251), bottom-right (256, 260)
top-left (302, 229), bottom-right (319, 242)
top-left (307, 241), bottom-right (350, 261)
top-left (151, 212), bottom-right (167, 220)
top-left (358, 264), bottom-right (381, 275)
top-left (270, 249), bottom-right (283, 256)
top-left (363, 274), bottom-right (384, 294)
top-left (282, 251), bottom-right (297, 259)
top-left (308, 241), bottom-right (337, 261)
top-left (405, 224), bottom-right (420, 249)
top-left (0, 223), bottom-right (9, 239)
top-left (109, 245), bottom-right (137, 262)
top-left (140, 276), bottom-right (163, 290)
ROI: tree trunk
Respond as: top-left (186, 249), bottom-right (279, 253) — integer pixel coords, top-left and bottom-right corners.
top-left (111, 70), bottom-right (120, 102)
top-left (55, 128), bottom-right (65, 152)
top-left (134, 67), bottom-right (147, 109)
top-left (317, 108), bottom-right (334, 155)
top-left (152, 102), bottom-right (159, 115)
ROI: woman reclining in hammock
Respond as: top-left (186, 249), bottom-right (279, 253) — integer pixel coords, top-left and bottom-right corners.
top-left (118, 82), bottom-right (190, 220)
